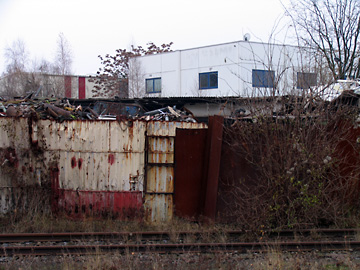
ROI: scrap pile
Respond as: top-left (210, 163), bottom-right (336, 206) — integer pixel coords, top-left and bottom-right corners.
top-left (0, 98), bottom-right (98, 120)
top-left (140, 106), bottom-right (196, 122)
top-left (0, 98), bottom-right (198, 122)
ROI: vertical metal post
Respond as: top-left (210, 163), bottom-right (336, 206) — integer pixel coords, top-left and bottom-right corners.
top-left (203, 115), bottom-right (224, 221)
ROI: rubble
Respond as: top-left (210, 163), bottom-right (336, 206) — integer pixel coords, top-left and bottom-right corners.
top-left (0, 96), bottom-right (198, 122)
top-left (141, 106), bottom-right (196, 122)
top-left (310, 79), bottom-right (360, 102)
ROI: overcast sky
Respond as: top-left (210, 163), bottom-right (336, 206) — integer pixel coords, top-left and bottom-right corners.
top-left (0, 0), bottom-right (291, 76)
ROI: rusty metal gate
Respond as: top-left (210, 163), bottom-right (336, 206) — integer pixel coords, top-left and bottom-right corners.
top-left (174, 128), bottom-right (207, 220)
top-left (144, 122), bottom-right (207, 222)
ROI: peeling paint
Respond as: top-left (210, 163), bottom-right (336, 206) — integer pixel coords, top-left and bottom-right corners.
top-left (108, 154), bottom-right (115, 165)
top-left (0, 117), bottom-right (207, 221)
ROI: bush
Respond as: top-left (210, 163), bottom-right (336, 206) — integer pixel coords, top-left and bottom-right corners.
top-left (219, 98), bottom-right (360, 229)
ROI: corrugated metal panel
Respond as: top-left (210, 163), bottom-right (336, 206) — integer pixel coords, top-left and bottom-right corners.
top-left (0, 118), bottom-right (43, 216)
top-left (50, 120), bottom-right (146, 218)
top-left (147, 137), bottom-right (174, 163)
top-left (0, 117), bottom-right (207, 222)
top-left (0, 118), bottom-right (29, 149)
top-left (146, 166), bottom-right (174, 193)
top-left (144, 194), bottom-right (173, 223)
top-left (0, 118), bottom-right (146, 218)
top-left (146, 121), bottom-right (207, 137)
top-left (37, 120), bottom-right (146, 191)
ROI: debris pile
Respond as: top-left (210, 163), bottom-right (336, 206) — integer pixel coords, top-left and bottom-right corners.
top-left (140, 106), bottom-right (196, 122)
top-left (309, 79), bottom-right (360, 102)
top-left (0, 99), bottom-right (98, 120)
top-left (0, 98), bottom-right (198, 122)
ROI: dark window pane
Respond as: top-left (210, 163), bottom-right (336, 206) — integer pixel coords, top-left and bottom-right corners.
top-left (266, 71), bottom-right (275, 88)
top-left (199, 72), bottom-right (218, 89)
top-left (146, 79), bottom-right (153, 92)
top-left (154, 78), bottom-right (161, 92)
top-left (209, 73), bottom-right (218, 87)
top-left (146, 78), bottom-right (161, 93)
top-left (252, 69), bottom-right (275, 88)
top-left (199, 74), bottom-right (208, 89)
top-left (297, 72), bottom-right (317, 89)
top-left (252, 71), bottom-right (262, 87)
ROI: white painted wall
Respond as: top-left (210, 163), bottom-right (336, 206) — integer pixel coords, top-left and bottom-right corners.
top-left (129, 41), bottom-right (320, 98)
top-left (0, 73), bottom-right (99, 99)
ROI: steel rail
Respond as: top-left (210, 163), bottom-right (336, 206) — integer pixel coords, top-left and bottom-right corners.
top-left (1, 240), bottom-right (360, 256)
top-left (0, 231), bottom-right (229, 243)
top-left (0, 229), bottom-right (359, 243)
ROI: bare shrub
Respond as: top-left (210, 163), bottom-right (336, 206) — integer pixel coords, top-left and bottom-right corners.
top-left (219, 97), bottom-right (360, 230)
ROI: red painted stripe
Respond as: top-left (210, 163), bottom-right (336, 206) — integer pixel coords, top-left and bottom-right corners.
top-left (78, 77), bottom-right (86, 99)
top-left (64, 76), bottom-right (72, 98)
top-left (55, 189), bottom-right (143, 219)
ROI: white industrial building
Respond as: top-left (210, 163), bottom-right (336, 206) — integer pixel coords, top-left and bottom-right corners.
top-left (128, 40), bottom-right (322, 98)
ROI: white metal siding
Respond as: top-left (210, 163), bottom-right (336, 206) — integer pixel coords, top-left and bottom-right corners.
top-left (130, 41), bottom-right (317, 98)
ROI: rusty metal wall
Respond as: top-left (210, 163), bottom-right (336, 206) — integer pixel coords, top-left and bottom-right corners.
top-left (0, 118), bottom-right (46, 214)
top-left (45, 120), bottom-right (146, 218)
top-left (0, 118), bottom-right (147, 218)
top-left (0, 118), bottom-right (207, 222)
top-left (37, 120), bottom-right (146, 192)
top-left (144, 121), bottom-right (207, 223)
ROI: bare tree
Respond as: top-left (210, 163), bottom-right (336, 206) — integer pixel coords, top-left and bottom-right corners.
top-left (287, 0), bottom-right (360, 80)
top-left (1, 35), bottom-right (74, 97)
top-left (1, 39), bottom-right (32, 96)
top-left (128, 57), bottom-right (145, 97)
top-left (30, 59), bottom-right (65, 97)
top-left (54, 32), bottom-right (73, 75)
top-left (4, 39), bottom-right (29, 73)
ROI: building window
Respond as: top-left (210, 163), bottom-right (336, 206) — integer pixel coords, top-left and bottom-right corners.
top-left (297, 72), bottom-right (317, 89)
top-left (252, 69), bottom-right (275, 88)
top-left (146, 78), bottom-right (161, 93)
top-left (199, 72), bottom-right (218, 89)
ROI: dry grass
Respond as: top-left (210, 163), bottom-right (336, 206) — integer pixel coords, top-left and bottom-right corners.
top-left (0, 250), bottom-right (359, 269)
top-left (0, 214), bottom-right (235, 235)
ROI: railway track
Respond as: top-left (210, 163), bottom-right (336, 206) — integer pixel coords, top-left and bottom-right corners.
top-left (1, 229), bottom-right (359, 256)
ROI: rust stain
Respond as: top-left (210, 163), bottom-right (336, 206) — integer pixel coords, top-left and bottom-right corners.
top-left (78, 158), bottom-right (83, 170)
top-left (128, 122), bottom-right (134, 139)
top-left (50, 167), bottom-right (60, 214)
top-left (4, 147), bottom-right (18, 168)
top-left (31, 140), bottom-right (38, 146)
top-left (108, 154), bottom-right (115, 165)
top-left (71, 157), bottom-right (77, 169)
